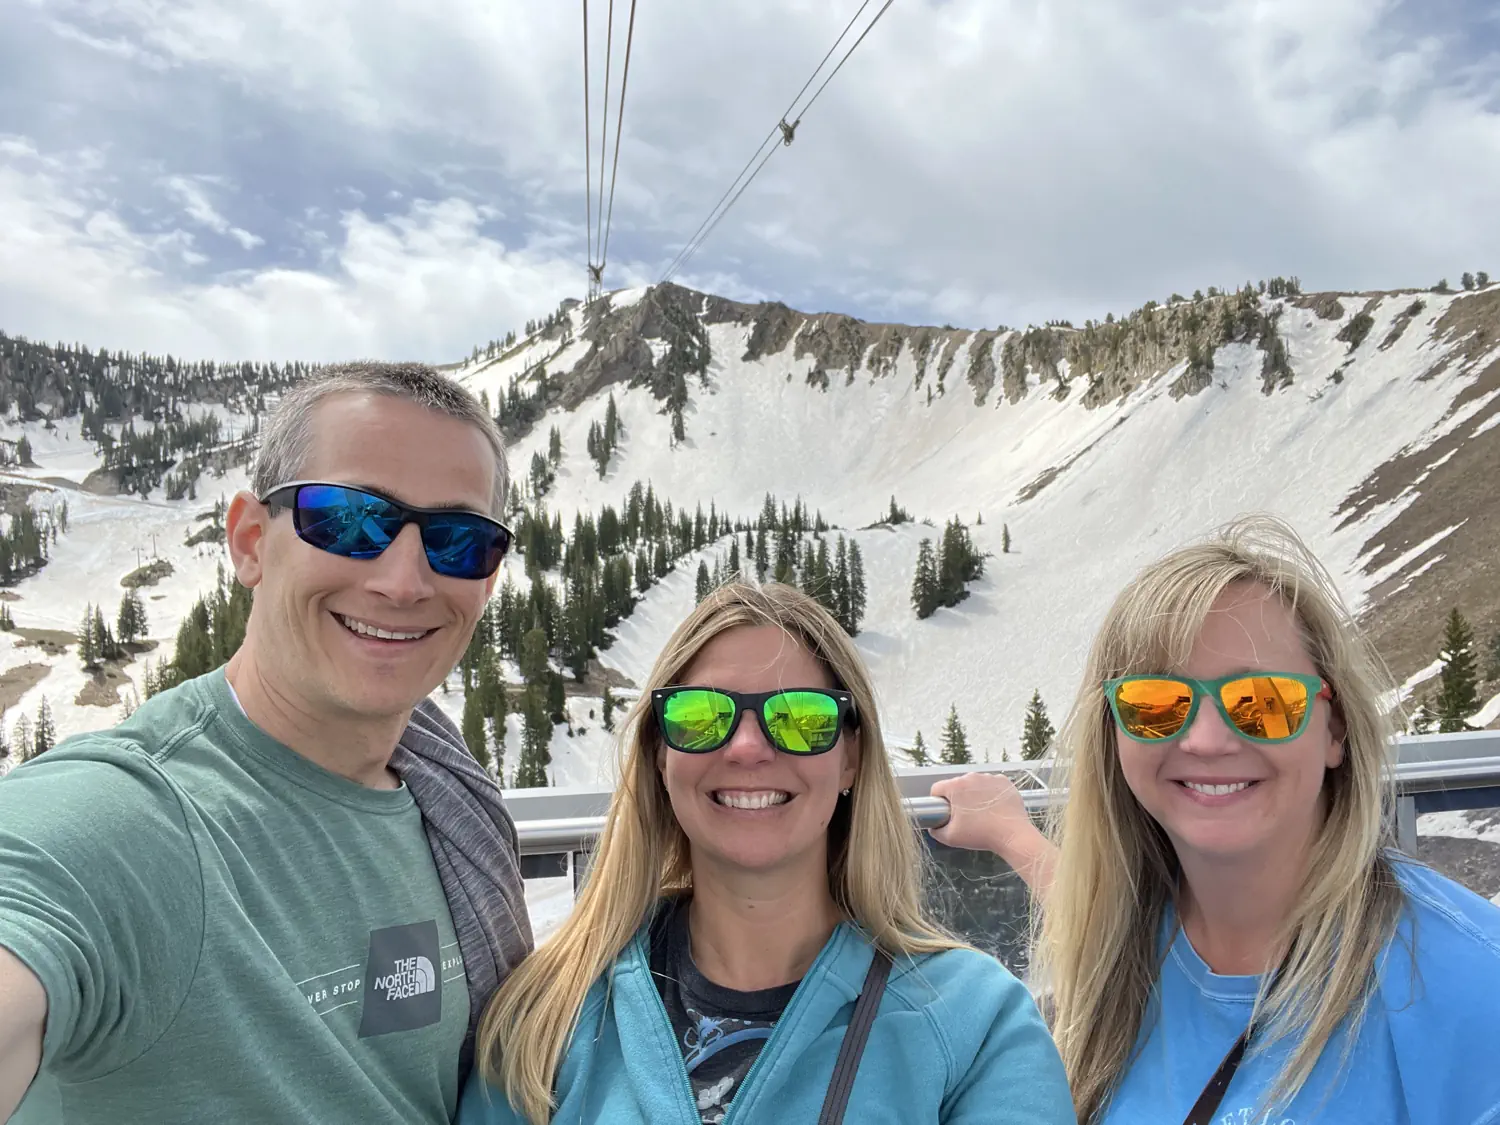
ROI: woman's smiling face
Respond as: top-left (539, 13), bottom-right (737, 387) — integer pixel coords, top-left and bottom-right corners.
top-left (1115, 581), bottom-right (1344, 866)
top-left (658, 625), bottom-right (858, 878)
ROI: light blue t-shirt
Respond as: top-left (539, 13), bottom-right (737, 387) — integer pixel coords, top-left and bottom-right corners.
top-left (1104, 862), bottom-right (1500, 1125)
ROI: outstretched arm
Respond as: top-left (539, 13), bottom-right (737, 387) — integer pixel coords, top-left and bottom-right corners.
top-left (928, 773), bottom-right (1059, 898)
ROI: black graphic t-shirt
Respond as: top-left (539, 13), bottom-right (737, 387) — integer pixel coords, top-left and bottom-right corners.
top-left (650, 897), bottom-right (801, 1125)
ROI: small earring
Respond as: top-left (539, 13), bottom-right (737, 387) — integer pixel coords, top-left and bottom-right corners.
top-left (841, 787), bottom-right (851, 796)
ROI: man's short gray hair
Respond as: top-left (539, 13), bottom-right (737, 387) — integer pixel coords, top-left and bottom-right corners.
top-left (252, 362), bottom-right (509, 517)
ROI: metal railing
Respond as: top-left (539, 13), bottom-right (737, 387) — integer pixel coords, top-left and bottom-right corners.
top-left (509, 731), bottom-right (1500, 870)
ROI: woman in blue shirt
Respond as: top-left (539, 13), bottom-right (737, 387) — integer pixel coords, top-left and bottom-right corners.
top-left (462, 581), bottom-right (1075, 1125)
top-left (934, 515), bottom-right (1500, 1124)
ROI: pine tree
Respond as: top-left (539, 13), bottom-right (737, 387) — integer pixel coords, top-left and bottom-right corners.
top-left (848, 542), bottom-right (867, 633)
top-left (727, 536), bottom-right (741, 579)
top-left (514, 686), bottom-right (553, 787)
top-left (1436, 608), bottom-right (1480, 732)
top-left (33, 697), bottom-right (55, 756)
top-left (13, 713), bottom-right (32, 764)
top-left (1462, 272), bottom-right (1476, 291)
top-left (909, 730), bottom-right (930, 767)
top-left (1479, 271), bottom-right (1491, 288)
top-left (834, 536), bottom-right (851, 630)
top-left (548, 425), bottom-right (562, 466)
top-left (1002, 524), bottom-right (1011, 554)
top-left (78, 602), bottom-right (99, 668)
top-left (911, 539), bottom-right (939, 619)
top-left (1486, 629), bottom-right (1500, 681)
top-left (0, 721), bottom-right (9, 764)
top-left (602, 684), bottom-right (616, 732)
top-left (695, 559), bottom-right (712, 603)
top-left (940, 705), bottom-right (971, 765)
top-left (754, 527), bottom-right (769, 582)
top-left (0, 605), bottom-right (13, 631)
top-left (1021, 690), bottom-right (1055, 760)
top-left (462, 687), bottom-right (490, 769)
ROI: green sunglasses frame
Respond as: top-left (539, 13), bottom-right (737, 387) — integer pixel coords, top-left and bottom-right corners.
top-left (1103, 672), bottom-right (1330, 745)
top-left (651, 686), bottom-right (859, 756)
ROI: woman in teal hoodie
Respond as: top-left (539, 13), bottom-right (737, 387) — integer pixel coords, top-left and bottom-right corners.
top-left (461, 581), bottom-right (1075, 1125)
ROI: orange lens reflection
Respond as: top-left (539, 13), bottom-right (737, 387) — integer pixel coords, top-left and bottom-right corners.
top-left (1113, 679), bottom-right (1194, 739)
top-left (1217, 676), bottom-right (1310, 740)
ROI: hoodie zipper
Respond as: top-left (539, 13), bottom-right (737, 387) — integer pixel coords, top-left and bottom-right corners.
top-left (641, 939), bottom-right (714, 1123)
top-left (719, 926), bottom-right (850, 1125)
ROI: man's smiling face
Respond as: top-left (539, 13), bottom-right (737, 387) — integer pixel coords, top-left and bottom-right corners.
top-left (244, 391), bottom-right (499, 722)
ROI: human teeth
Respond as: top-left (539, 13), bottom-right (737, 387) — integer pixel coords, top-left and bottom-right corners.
top-left (1184, 781), bottom-right (1253, 796)
top-left (716, 791), bottom-right (790, 810)
top-left (340, 615), bottom-right (428, 641)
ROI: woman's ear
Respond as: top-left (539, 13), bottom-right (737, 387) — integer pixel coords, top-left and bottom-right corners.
top-left (1326, 702), bottom-right (1348, 769)
top-left (839, 732), bottom-right (861, 792)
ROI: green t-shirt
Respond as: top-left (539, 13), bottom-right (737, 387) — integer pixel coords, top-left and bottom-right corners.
top-left (0, 669), bottom-right (470, 1124)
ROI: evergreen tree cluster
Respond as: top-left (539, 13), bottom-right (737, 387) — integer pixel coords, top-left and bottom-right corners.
top-left (654, 305), bottom-right (711, 445)
top-left (1460, 272), bottom-right (1491, 291)
top-left (146, 564), bottom-right (251, 696)
top-left (586, 394), bottom-right (623, 479)
top-left (494, 365), bottom-right (553, 444)
top-left (911, 519), bottom-right (986, 619)
top-left (0, 502), bottom-right (62, 585)
top-left (5, 695), bottom-right (57, 764)
top-left (469, 330), bottom-right (520, 364)
top-left (0, 330), bottom-right (305, 426)
top-left (87, 410), bottom-right (233, 498)
top-left (117, 589), bottom-right (148, 646)
top-left (76, 602), bottom-right (122, 669)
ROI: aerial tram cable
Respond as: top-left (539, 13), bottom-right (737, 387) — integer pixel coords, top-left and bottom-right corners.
top-left (598, 0), bottom-right (638, 278)
top-left (583, 0), bottom-right (596, 300)
top-left (658, 0), bottom-right (895, 286)
top-left (658, 0), bottom-right (875, 285)
top-left (582, 0), bottom-right (640, 303)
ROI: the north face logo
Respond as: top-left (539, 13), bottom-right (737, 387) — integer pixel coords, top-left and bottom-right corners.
top-left (358, 922), bottom-right (442, 1038)
top-left (373, 955), bottom-right (436, 1000)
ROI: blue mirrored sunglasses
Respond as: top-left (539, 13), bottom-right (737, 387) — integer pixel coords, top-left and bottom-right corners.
top-left (259, 481), bottom-right (511, 580)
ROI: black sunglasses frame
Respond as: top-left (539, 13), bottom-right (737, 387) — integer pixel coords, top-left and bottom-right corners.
top-left (650, 686), bottom-right (860, 756)
top-left (258, 480), bottom-right (512, 580)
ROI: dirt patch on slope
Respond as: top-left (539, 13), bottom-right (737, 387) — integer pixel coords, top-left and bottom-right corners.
top-left (1337, 291), bottom-right (1500, 694)
top-left (14, 627), bottom-right (75, 656)
top-left (0, 663), bottom-right (50, 711)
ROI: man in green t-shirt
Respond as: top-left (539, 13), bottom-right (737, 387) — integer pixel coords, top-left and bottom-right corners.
top-left (0, 363), bottom-right (533, 1123)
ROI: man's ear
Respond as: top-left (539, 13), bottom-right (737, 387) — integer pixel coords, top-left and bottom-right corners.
top-left (226, 491), bottom-right (271, 589)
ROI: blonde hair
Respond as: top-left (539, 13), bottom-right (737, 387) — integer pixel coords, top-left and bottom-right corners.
top-left (1035, 515), bottom-right (1405, 1123)
top-left (477, 581), bottom-right (962, 1123)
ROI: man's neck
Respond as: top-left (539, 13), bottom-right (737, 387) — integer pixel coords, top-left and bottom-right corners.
top-left (1176, 836), bottom-right (1312, 976)
top-left (225, 648), bottom-right (407, 790)
top-left (685, 852), bottom-right (843, 992)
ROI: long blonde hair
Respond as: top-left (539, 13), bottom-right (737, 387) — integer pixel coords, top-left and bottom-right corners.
top-left (1035, 515), bottom-right (1405, 1123)
top-left (477, 581), bottom-right (963, 1123)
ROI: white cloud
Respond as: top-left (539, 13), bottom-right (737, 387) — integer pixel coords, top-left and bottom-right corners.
top-left (163, 175), bottom-right (264, 250)
top-left (7, 0), bottom-right (1500, 350)
top-left (0, 139), bottom-right (579, 362)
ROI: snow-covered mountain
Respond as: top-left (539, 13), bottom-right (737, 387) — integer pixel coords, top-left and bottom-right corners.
top-left (1, 279), bottom-right (1497, 789)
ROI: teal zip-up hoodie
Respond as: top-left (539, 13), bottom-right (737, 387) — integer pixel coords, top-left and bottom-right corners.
top-left (459, 920), bottom-right (1076, 1125)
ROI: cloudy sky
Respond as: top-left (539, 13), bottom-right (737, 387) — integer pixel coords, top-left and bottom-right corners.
top-left (2, 0), bottom-right (1497, 362)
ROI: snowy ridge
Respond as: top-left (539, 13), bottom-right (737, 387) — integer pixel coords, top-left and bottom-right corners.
top-left (0, 283), bottom-right (1496, 783)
